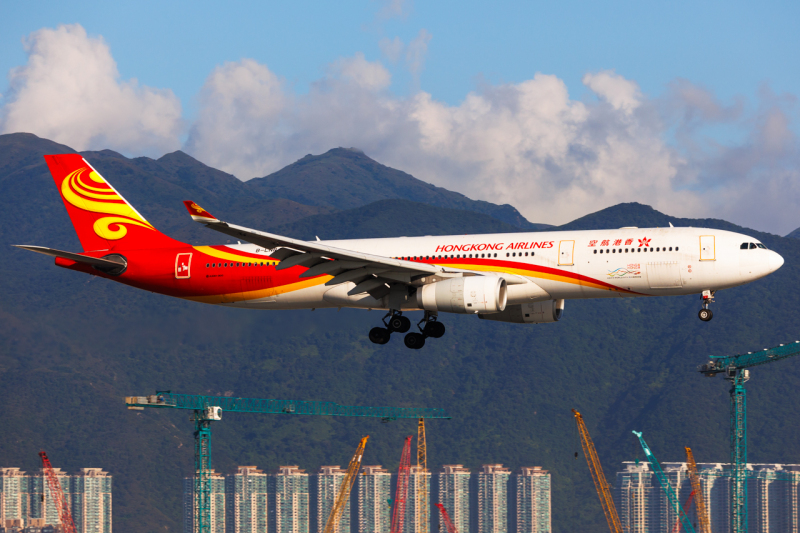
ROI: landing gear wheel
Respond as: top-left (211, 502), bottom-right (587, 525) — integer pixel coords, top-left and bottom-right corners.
top-left (369, 327), bottom-right (391, 344)
top-left (698, 308), bottom-right (713, 322)
top-left (404, 332), bottom-right (426, 349)
top-left (423, 321), bottom-right (445, 338)
top-left (388, 315), bottom-right (411, 333)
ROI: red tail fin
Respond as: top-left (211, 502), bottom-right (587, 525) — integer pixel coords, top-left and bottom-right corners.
top-left (44, 154), bottom-right (183, 251)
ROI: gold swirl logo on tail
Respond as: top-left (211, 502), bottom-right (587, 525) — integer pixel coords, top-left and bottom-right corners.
top-left (61, 167), bottom-right (155, 240)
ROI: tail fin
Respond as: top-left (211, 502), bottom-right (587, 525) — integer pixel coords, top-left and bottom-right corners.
top-left (44, 154), bottom-right (183, 251)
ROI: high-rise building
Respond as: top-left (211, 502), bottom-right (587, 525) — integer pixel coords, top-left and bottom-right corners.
top-left (226, 466), bottom-right (268, 533)
top-left (357, 466), bottom-right (391, 533)
top-left (270, 466), bottom-right (309, 533)
top-left (71, 468), bottom-right (112, 533)
top-left (616, 461), bottom-right (800, 533)
top-left (1, 468), bottom-right (30, 527)
top-left (437, 465), bottom-right (470, 533)
top-left (183, 470), bottom-right (226, 533)
top-left (29, 468), bottom-right (71, 528)
top-left (477, 465), bottom-right (510, 533)
top-left (516, 467), bottom-right (550, 533)
top-left (314, 466), bottom-right (349, 533)
top-left (405, 466), bottom-right (430, 533)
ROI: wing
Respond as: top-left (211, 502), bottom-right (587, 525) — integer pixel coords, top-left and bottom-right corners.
top-left (183, 201), bottom-right (454, 299)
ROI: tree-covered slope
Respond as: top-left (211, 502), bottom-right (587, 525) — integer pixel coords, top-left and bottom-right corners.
top-left (1, 134), bottom-right (799, 533)
top-left (246, 147), bottom-right (548, 230)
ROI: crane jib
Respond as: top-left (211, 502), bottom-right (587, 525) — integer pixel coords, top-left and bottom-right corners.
top-left (125, 392), bottom-right (451, 419)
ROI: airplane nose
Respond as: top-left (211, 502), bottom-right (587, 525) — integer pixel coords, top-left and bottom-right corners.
top-left (768, 251), bottom-right (784, 273)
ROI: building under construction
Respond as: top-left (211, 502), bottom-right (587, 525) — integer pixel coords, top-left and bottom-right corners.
top-left (615, 461), bottom-right (800, 533)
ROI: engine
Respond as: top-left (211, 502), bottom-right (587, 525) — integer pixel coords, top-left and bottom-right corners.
top-left (478, 299), bottom-right (565, 324)
top-left (416, 276), bottom-right (507, 314)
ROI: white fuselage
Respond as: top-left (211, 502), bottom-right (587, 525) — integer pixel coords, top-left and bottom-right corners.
top-left (220, 226), bottom-right (783, 312)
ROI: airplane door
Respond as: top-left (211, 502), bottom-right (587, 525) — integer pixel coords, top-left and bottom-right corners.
top-left (700, 235), bottom-right (715, 261)
top-left (558, 240), bottom-right (574, 266)
top-left (175, 253), bottom-right (192, 279)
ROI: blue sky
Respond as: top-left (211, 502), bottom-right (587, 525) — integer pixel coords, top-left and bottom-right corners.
top-left (3, 0), bottom-right (796, 114)
top-left (1, 1), bottom-right (798, 233)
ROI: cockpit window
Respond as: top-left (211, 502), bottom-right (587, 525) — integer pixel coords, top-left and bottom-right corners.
top-left (749, 243), bottom-right (757, 249)
top-left (757, 243), bottom-right (767, 249)
top-left (741, 243), bottom-right (749, 249)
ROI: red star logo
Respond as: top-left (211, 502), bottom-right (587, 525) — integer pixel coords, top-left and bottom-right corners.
top-left (638, 237), bottom-right (651, 247)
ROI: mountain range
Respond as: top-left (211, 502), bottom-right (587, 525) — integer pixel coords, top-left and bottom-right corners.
top-left (1, 132), bottom-right (799, 533)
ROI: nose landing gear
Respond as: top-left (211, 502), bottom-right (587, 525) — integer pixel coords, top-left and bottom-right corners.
top-left (699, 290), bottom-right (715, 321)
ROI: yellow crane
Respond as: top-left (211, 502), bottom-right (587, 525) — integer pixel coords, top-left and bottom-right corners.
top-left (685, 447), bottom-right (712, 533)
top-left (572, 409), bottom-right (623, 533)
top-left (417, 418), bottom-right (429, 533)
top-left (323, 436), bottom-right (369, 533)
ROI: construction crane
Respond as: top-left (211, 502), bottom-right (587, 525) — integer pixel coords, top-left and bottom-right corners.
top-left (391, 436), bottom-right (413, 533)
top-left (633, 431), bottom-right (696, 533)
top-left (435, 503), bottom-right (458, 533)
top-left (572, 409), bottom-right (622, 533)
top-left (39, 451), bottom-right (77, 533)
top-left (671, 491), bottom-right (696, 533)
top-left (323, 436), bottom-right (369, 533)
top-left (417, 418), bottom-right (429, 533)
top-left (684, 447), bottom-right (711, 533)
top-left (698, 339), bottom-right (800, 533)
top-left (126, 392), bottom-right (449, 533)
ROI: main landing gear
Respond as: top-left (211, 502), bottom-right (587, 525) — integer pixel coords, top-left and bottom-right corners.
top-left (369, 311), bottom-right (446, 349)
top-left (698, 290), bottom-right (715, 321)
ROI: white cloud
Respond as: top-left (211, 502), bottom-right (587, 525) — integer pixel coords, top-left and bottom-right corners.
top-left (329, 53), bottom-right (391, 91)
top-left (583, 70), bottom-right (642, 114)
top-left (0, 24), bottom-right (182, 156)
top-left (185, 60), bottom-right (800, 234)
top-left (184, 59), bottom-right (288, 179)
top-left (379, 37), bottom-right (405, 64)
top-left (405, 29), bottom-right (432, 86)
top-left (3, 28), bottom-right (798, 234)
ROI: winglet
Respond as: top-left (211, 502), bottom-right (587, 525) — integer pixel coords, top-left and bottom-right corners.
top-left (183, 201), bottom-right (218, 222)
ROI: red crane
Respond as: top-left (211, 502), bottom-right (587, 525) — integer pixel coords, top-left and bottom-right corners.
top-left (390, 436), bottom-right (413, 533)
top-left (435, 503), bottom-right (459, 533)
top-left (671, 490), bottom-right (696, 533)
top-left (39, 451), bottom-right (77, 533)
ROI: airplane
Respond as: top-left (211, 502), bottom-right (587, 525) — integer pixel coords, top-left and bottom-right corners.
top-left (15, 154), bottom-right (785, 349)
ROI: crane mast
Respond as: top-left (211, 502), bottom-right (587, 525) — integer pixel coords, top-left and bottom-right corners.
top-left (698, 339), bottom-right (800, 533)
top-left (39, 451), bottom-right (78, 533)
top-left (323, 436), bottom-right (369, 533)
top-left (684, 447), bottom-right (711, 533)
top-left (572, 409), bottom-right (622, 533)
top-left (127, 392), bottom-right (449, 533)
top-left (391, 436), bottom-right (413, 533)
top-left (632, 431), bottom-right (696, 533)
top-left (417, 418), bottom-right (428, 533)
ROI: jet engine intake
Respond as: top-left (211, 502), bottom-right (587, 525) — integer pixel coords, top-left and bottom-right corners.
top-left (478, 299), bottom-right (565, 324)
top-left (417, 276), bottom-right (507, 314)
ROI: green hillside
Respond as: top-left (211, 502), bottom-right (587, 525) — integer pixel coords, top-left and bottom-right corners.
top-left (1, 134), bottom-right (799, 533)
top-left (246, 147), bottom-right (548, 230)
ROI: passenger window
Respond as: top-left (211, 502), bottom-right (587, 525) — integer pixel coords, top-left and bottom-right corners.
top-left (750, 243), bottom-right (757, 249)
top-left (224, 263), bottom-right (228, 267)
top-left (676, 247), bottom-right (679, 251)
top-left (600, 249), bottom-right (603, 254)
top-left (656, 247), bottom-right (660, 252)
top-left (494, 253), bottom-right (497, 257)
top-left (612, 249), bottom-right (616, 253)
top-left (624, 248), bottom-right (628, 253)
top-left (594, 250), bottom-right (597, 254)
top-left (669, 247), bottom-right (672, 251)
top-left (741, 243), bottom-right (748, 249)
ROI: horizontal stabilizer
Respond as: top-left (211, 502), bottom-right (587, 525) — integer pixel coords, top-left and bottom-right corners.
top-left (13, 245), bottom-right (126, 268)
top-left (183, 201), bottom-right (218, 222)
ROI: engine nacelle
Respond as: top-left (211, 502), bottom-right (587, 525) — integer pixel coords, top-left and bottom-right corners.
top-left (478, 299), bottom-right (564, 324)
top-left (417, 276), bottom-right (507, 314)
